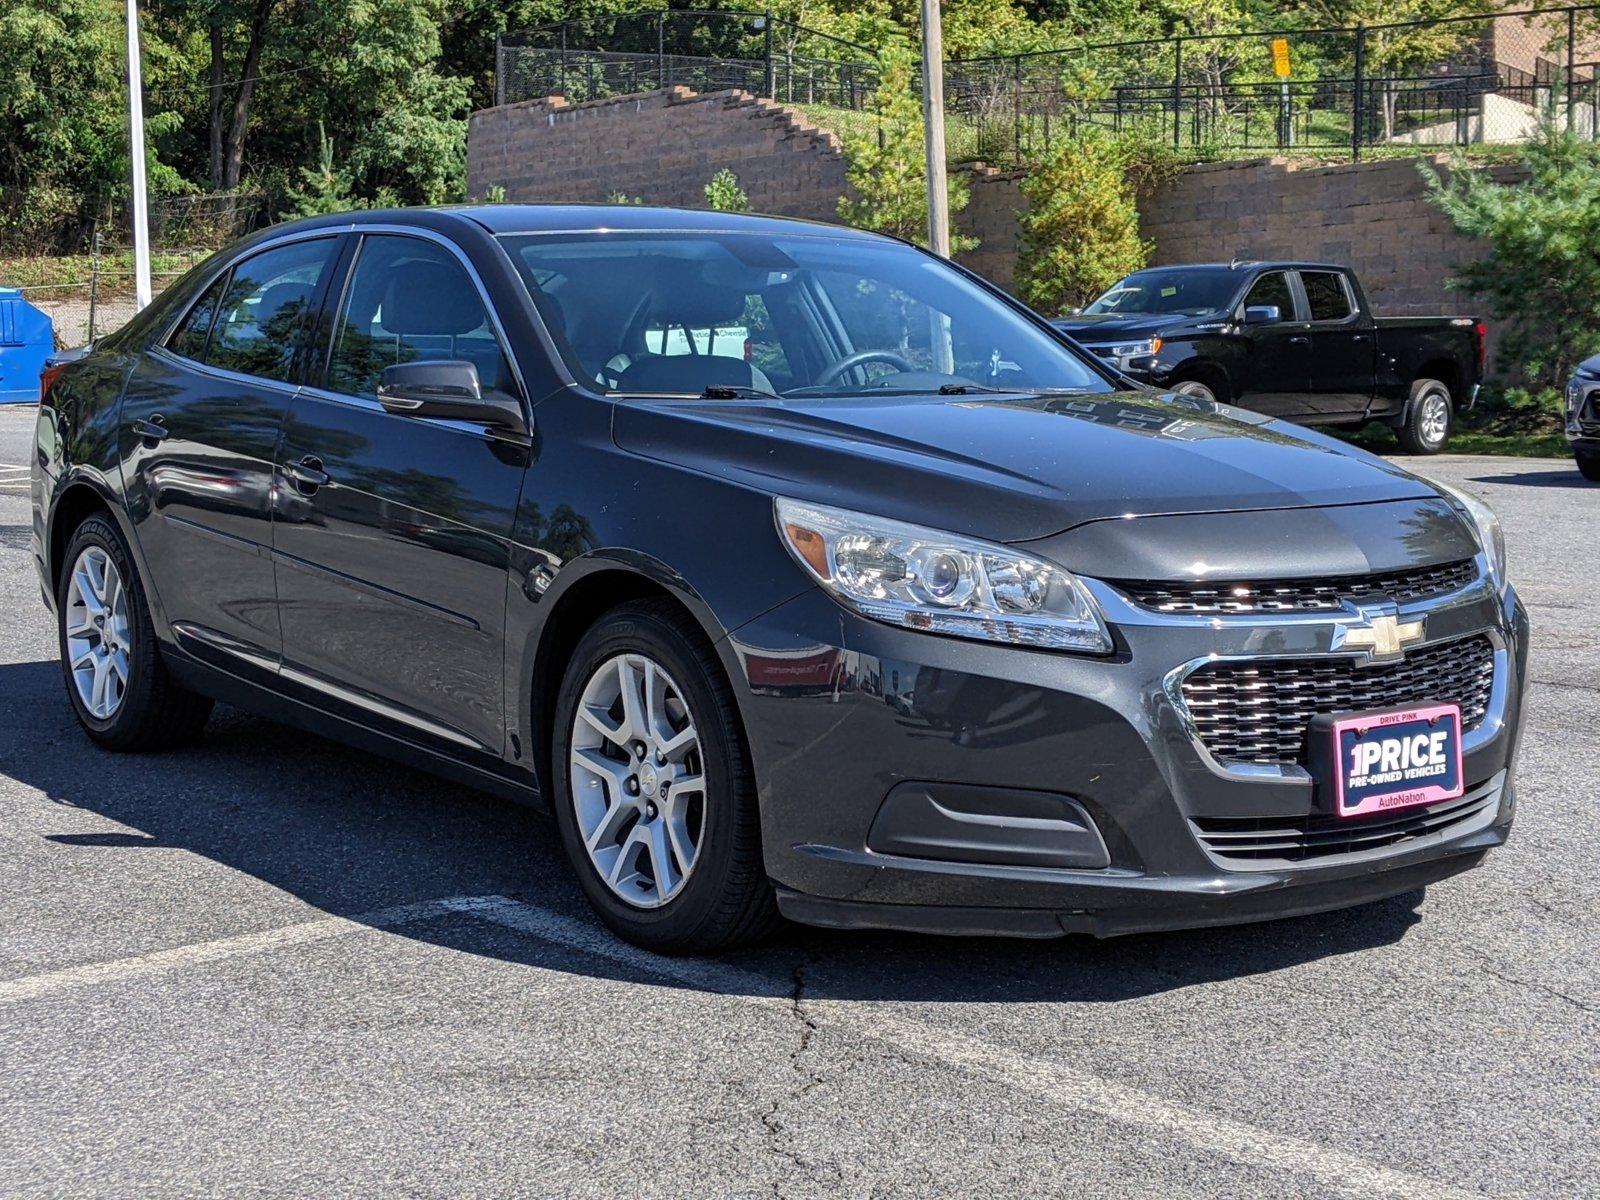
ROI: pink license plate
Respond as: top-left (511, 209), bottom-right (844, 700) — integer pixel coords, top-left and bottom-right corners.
top-left (1329, 703), bottom-right (1464, 819)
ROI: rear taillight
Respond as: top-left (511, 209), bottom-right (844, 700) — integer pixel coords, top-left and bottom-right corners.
top-left (38, 361), bottom-right (66, 405)
top-left (1474, 320), bottom-right (1487, 374)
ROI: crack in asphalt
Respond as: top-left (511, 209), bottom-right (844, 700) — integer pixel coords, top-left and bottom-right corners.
top-left (760, 958), bottom-right (850, 1197)
top-left (1468, 955), bottom-right (1599, 1016)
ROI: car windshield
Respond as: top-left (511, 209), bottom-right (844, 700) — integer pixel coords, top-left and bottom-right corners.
top-left (499, 231), bottom-right (1113, 398)
top-left (1083, 268), bottom-right (1242, 317)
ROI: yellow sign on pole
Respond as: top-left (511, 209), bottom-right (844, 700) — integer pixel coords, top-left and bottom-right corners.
top-left (1271, 38), bottom-right (1291, 78)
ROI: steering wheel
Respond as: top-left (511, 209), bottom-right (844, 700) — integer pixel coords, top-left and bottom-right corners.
top-left (815, 349), bottom-right (916, 387)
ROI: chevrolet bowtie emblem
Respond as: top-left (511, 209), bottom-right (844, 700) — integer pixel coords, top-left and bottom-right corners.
top-left (1333, 610), bottom-right (1425, 662)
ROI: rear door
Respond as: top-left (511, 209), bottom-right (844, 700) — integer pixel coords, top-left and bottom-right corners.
top-left (1229, 270), bottom-right (1314, 418)
top-left (1298, 269), bottom-right (1375, 418)
top-left (271, 230), bottom-right (530, 761)
top-left (120, 235), bottom-right (337, 676)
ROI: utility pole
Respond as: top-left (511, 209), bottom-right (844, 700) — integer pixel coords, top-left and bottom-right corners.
top-left (919, 0), bottom-right (950, 258)
top-left (125, 0), bottom-right (152, 311)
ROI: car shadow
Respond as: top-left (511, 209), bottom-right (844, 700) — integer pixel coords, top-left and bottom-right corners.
top-left (0, 657), bottom-right (1424, 1006)
top-left (1463, 467), bottom-right (1589, 489)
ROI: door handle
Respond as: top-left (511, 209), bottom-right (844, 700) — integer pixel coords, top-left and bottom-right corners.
top-left (284, 455), bottom-right (330, 494)
top-left (1352, 333), bottom-right (1370, 343)
top-left (1288, 335), bottom-right (1310, 346)
top-left (131, 415), bottom-right (169, 444)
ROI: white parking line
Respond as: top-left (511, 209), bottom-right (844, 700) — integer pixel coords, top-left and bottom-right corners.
top-left (0, 894), bottom-right (504, 1004)
top-left (0, 892), bottom-right (1489, 1199)
top-left (452, 896), bottom-right (1487, 1200)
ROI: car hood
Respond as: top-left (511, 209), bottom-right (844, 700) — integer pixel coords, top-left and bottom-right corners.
top-left (1051, 314), bottom-right (1190, 343)
top-left (612, 389), bottom-right (1439, 543)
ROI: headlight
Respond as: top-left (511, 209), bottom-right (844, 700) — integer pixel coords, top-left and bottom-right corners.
top-left (1108, 338), bottom-right (1161, 363)
top-left (774, 498), bottom-right (1112, 653)
top-left (1437, 482), bottom-right (1506, 588)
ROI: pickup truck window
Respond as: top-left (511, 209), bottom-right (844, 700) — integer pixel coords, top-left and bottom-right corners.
top-left (1241, 272), bottom-right (1294, 319)
top-left (1301, 271), bottom-right (1354, 322)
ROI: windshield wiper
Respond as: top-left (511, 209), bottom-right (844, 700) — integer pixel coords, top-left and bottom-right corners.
top-left (701, 384), bottom-right (780, 400)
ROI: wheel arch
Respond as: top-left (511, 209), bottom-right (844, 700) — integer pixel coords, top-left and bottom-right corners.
top-left (523, 556), bottom-right (746, 802)
top-left (1166, 357), bottom-right (1233, 402)
top-left (1413, 360), bottom-right (1462, 404)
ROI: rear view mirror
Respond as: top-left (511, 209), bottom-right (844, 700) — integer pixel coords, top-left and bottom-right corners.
top-left (378, 360), bottom-right (528, 436)
top-left (1242, 305), bottom-right (1281, 325)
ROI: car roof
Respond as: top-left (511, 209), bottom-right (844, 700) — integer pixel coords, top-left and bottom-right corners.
top-left (270, 204), bottom-right (894, 242)
top-left (1129, 261), bottom-right (1347, 273)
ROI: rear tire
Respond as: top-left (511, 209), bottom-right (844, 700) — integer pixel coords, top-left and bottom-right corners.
top-left (551, 598), bottom-right (779, 954)
top-left (56, 515), bottom-right (213, 751)
top-left (1576, 448), bottom-right (1600, 482)
top-left (1395, 379), bottom-right (1453, 454)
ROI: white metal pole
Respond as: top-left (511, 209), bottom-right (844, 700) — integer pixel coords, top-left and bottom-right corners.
top-left (126, 0), bottom-right (153, 311)
top-left (919, 0), bottom-right (950, 258)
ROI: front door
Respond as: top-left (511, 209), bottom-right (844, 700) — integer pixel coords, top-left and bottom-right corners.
top-left (1228, 270), bottom-right (1314, 418)
top-left (271, 232), bottom-right (529, 761)
top-left (120, 235), bottom-right (337, 675)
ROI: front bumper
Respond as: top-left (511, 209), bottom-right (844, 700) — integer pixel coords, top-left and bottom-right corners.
top-left (1565, 373), bottom-right (1600, 446)
top-left (731, 572), bottom-right (1528, 938)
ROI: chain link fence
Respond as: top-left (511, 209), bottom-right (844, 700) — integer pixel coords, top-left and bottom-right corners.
top-left (497, 5), bottom-right (1600, 168)
top-left (3, 193), bottom-right (265, 349)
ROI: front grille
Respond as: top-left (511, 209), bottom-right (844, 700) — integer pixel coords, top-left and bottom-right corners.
top-left (1117, 559), bottom-right (1478, 614)
top-left (1180, 635), bottom-right (1496, 766)
top-left (1191, 781), bottom-right (1499, 865)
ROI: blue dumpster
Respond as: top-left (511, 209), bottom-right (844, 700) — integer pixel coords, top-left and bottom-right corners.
top-left (0, 287), bottom-right (55, 404)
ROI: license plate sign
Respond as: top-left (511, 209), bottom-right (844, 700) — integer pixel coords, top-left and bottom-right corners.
top-left (1329, 704), bottom-right (1463, 819)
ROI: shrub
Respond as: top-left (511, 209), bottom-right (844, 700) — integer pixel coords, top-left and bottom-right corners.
top-left (1423, 122), bottom-right (1600, 390)
top-left (836, 44), bottom-right (976, 252)
top-left (704, 169), bottom-right (750, 213)
top-left (1014, 129), bottom-right (1151, 315)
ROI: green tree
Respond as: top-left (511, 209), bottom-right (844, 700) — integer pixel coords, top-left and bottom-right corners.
top-left (836, 44), bottom-right (975, 251)
top-left (1014, 129), bottom-right (1150, 313)
top-left (1423, 123), bottom-right (1600, 390)
top-left (281, 122), bottom-right (365, 217)
top-left (704, 168), bottom-right (750, 212)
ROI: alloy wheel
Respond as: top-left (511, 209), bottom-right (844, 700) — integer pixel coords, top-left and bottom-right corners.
top-left (569, 653), bottom-right (706, 909)
top-left (64, 545), bottom-right (131, 720)
top-left (1420, 393), bottom-right (1450, 447)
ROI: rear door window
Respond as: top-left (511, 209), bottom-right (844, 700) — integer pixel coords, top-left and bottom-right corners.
top-left (167, 275), bottom-right (227, 361)
top-left (325, 234), bottom-right (515, 400)
top-left (1300, 271), bottom-right (1354, 322)
top-left (204, 238), bottom-right (335, 382)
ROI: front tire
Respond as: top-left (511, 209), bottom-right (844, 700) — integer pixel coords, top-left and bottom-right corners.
top-left (551, 599), bottom-right (778, 954)
top-left (1170, 379), bottom-right (1219, 405)
top-left (56, 515), bottom-right (213, 750)
top-left (1395, 379), bottom-right (1453, 454)
top-left (1576, 447), bottom-right (1600, 482)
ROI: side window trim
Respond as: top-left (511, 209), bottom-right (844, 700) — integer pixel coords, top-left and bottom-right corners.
top-left (316, 229), bottom-right (526, 407)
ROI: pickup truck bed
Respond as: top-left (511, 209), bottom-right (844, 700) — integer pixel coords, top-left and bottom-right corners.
top-left (1053, 261), bottom-right (1485, 454)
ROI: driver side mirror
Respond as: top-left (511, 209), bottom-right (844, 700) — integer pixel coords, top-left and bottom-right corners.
top-left (1242, 305), bottom-right (1281, 325)
top-left (378, 360), bottom-right (528, 436)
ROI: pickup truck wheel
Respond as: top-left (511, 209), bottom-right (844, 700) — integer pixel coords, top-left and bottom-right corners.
top-left (1396, 379), bottom-right (1453, 455)
top-left (1575, 448), bottom-right (1600, 481)
top-left (1170, 380), bottom-right (1219, 405)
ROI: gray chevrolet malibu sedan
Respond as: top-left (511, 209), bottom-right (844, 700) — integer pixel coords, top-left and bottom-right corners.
top-left (32, 206), bottom-right (1529, 953)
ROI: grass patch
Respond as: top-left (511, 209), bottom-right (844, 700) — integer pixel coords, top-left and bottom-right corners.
top-left (0, 251), bottom-right (207, 290)
top-left (1337, 421), bottom-right (1570, 459)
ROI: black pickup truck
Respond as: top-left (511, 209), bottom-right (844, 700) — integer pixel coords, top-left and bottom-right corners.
top-left (1052, 262), bottom-right (1485, 453)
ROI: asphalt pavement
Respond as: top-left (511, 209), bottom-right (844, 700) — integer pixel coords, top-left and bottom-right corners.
top-left (0, 404), bottom-right (1594, 1199)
